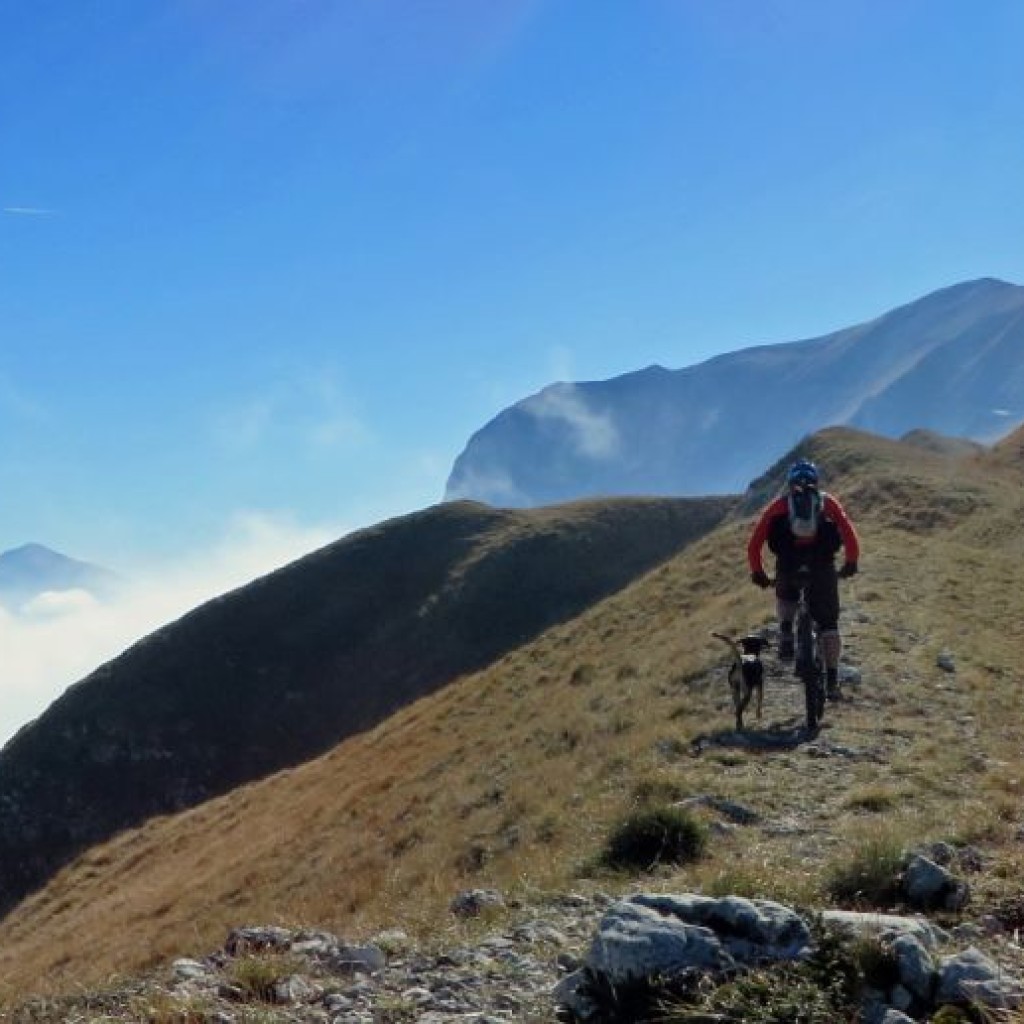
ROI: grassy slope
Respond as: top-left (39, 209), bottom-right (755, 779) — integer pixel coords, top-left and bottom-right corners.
top-left (0, 494), bottom-right (733, 917)
top-left (0, 426), bottom-right (1022, 1005)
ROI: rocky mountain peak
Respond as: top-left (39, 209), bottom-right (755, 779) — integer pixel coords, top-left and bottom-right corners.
top-left (0, 543), bottom-right (119, 608)
top-left (445, 278), bottom-right (1024, 506)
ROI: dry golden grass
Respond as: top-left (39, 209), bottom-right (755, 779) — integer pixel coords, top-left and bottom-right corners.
top-left (0, 424), bottom-right (1022, 1009)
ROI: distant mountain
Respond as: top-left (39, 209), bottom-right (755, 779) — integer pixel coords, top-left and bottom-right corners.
top-left (446, 278), bottom-right (1024, 504)
top-left (0, 543), bottom-right (119, 608)
top-left (0, 494), bottom-right (732, 914)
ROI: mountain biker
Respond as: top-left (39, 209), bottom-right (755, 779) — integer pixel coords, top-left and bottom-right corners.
top-left (747, 458), bottom-right (860, 699)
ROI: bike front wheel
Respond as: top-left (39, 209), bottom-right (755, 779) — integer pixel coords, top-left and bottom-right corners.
top-left (795, 611), bottom-right (823, 731)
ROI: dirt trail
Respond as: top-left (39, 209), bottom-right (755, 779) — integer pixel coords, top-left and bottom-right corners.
top-left (684, 592), bottom-right (990, 876)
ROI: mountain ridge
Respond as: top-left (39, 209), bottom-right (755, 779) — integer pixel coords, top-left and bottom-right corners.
top-left (446, 278), bottom-right (1024, 505)
top-left (0, 494), bottom-right (733, 918)
top-left (0, 423), bottom-right (1022, 1011)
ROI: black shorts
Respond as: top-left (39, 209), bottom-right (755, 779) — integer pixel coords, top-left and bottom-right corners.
top-left (775, 561), bottom-right (840, 631)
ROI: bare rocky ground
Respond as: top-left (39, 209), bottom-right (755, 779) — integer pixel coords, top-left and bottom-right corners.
top-left (7, 894), bottom-right (610, 1024)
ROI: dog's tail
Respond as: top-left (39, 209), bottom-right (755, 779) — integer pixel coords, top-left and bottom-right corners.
top-left (711, 631), bottom-right (742, 661)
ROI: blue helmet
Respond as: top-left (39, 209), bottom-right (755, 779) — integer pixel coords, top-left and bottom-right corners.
top-left (787, 459), bottom-right (819, 489)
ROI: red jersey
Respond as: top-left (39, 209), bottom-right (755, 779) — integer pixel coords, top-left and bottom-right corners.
top-left (747, 492), bottom-right (860, 574)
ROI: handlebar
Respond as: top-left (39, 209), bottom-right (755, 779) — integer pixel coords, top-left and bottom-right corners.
top-left (759, 564), bottom-right (856, 587)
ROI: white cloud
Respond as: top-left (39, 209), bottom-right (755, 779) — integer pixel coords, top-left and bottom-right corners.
top-left (524, 383), bottom-right (621, 459)
top-left (0, 511), bottom-right (343, 748)
top-left (445, 465), bottom-right (528, 506)
top-left (19, 589), bottom-right (100, 618)
top-left (545, 345), bottom-right (575, 383)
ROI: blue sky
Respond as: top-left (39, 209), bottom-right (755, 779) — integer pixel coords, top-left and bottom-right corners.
top-left (2, 2), bottom-right (1024, 729)
top-left (4, 1), bottom-right (1024, 567)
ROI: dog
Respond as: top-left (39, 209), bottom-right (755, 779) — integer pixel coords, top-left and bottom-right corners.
top-left (712, 632), bottom-right (770, 731)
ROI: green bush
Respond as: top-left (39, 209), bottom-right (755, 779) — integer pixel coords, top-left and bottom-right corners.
top-left (657, 918), bottom-right (870, 1023)
top-left (824, 832), bottom-right (905, 906)
top-left (227, 953), bottom-right (302, 1003)
top-left (601, 806), bottom-right (707, 871)
top-left (659, 965), bottom-right (844, 1023)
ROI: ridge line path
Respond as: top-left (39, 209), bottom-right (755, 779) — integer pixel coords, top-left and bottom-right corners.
top-left (686, 595), bottom-right (981, 871)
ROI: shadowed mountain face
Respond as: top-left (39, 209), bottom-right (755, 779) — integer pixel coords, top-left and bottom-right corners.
top-left (0, 544), bottom-right (119, 608)
top-left (0, 495), bottom-right (733, 915)
top-left (445, 278), bottom-right (1024, 505)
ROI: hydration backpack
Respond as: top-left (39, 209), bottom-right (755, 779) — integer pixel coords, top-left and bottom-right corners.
top-left (788, 488), bottom-right (824, 539)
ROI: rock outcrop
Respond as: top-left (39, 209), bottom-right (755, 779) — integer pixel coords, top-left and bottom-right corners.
top-left (21, 890), bottom-right (1015, 1023)
top-left (555, 894), bottom-right (1024, 1022)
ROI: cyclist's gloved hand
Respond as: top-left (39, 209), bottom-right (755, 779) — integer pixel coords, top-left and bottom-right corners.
top-left (750, 569), bottom-right (772, 589)
top-left (838, 561), bottom-right (858, 579)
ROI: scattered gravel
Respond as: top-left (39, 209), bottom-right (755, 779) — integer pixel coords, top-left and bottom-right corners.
top-left (9, 895), bottom-right (612, 1023)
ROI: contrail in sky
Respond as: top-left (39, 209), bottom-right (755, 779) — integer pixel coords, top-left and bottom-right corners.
top-left (3, 206), bottom-right (56, 216)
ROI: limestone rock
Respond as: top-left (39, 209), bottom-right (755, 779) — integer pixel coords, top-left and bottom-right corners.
top-left (891, 933), bottom-right (935, 1001)
top-left (902, 853), bottom-right (970, 911)
top-left (450, 888), bottom-right (505, 917)
top-left (937, 946), bottom-right (1024, 1009)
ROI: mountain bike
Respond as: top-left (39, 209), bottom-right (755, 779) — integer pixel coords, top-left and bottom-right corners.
top-left (790, 565), bottom-right (825, 733)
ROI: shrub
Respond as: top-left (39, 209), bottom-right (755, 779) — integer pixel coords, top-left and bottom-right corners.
top-left (658, 965), bottom-right (844, 1023)
top-left (656, 918), bottom-right (871, 1023)
top-left (824, 832), bottom-right (905, 906)
top-left (851, 933), bottom-right (900, 991)
top-left (128, 991), bottom-right (219, 1023)
top-left (226, 953), bottom-right (303, 1003)
top-left (843, 785), bottom-right (898, 813)
top-left (601, 806), bottom-right (707, 871)
top-left (930, 1008), bottom-right (971, 1024)
top-left (702, 865), bottom-right (777, 901)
